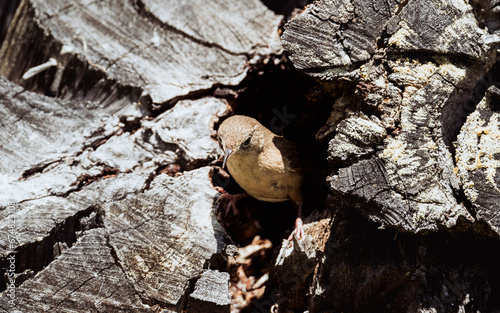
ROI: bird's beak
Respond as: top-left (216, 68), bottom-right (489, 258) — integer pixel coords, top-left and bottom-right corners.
top-left (222, 148), bottom-right (232, 169)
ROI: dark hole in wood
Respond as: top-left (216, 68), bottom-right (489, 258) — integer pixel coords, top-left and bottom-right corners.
top-left (0, 0), bottom-right (20, 45)
top-left (214, 55), bottom-right (334, 248)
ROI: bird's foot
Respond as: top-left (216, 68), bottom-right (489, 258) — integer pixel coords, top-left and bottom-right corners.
top-left (215, 187), bottom-right (249, 216)
top-left (287, 217), bottom-right (304, 241)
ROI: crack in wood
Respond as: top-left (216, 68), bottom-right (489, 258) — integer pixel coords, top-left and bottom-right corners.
top-left (19, 159), bottom-right (63, 180)
top-left (0, 205), bottom-right (102, 292)
top-left (71, 166), bottom-right (127, 189)
top-left (55, 264), bottom-right (114, 306)
top-left (132, 0), bottom-right (253, 58)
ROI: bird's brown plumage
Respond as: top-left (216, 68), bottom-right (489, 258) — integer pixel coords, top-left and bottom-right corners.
top-left (217, 115), bottom-right (304, 206)
top-left (217, 115), bottom-right (306, 240)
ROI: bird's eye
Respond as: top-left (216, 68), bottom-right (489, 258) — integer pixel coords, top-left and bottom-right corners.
top-left (242, 134), bottom-right (252, 147)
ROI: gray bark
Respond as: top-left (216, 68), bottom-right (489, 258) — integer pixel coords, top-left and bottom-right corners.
top-left (0, 0), bottom-right (282, 104)
top-left (275, 0), bottom-right (500, 312)
top-left (282, 0), bottom-right (500, 237)
top-left (456, 86), bottom-right (500, 236)
top-left (0, 0), bottom-right (283, 311)
top-left (2, 0), bottom-right (500, 312)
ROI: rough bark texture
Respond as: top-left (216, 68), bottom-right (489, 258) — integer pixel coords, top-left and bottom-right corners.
top-left (283, 0), bottom-right (500, 235)
top-left (2, 228), bottom-right (152, 312)
top-left (0, 0), bottom-right (282, 104)
top-left (456, 86), bottom-right (500, 236)
top-left (2, 0), bottom-right (500, 312)
top-left (186, 270), bottom-right (231, 312)
top-left (0, 0), bottom-right (284, 311)
top-left (274, 0), bottom-right (500, 312)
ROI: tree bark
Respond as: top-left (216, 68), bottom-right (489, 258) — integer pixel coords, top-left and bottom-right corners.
top-left (276, 0), bottom-right (500, 312)
top-left (0, 0), bottom-right (283, 311)
top-left (2, 0), bottom-right (500, 312)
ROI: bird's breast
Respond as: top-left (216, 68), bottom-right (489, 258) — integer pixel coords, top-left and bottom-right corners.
top-left (226, 153), bottom-right (301, 202)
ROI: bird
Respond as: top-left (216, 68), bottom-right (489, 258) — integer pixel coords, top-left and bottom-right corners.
top-left (216, 115), bottom-right (305, 240)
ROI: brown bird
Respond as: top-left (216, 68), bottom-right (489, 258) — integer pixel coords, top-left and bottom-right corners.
top-left (216, 115), bottom-right (305, 240)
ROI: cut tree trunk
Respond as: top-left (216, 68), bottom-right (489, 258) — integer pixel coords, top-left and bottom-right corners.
top-left (2, 0), bottom-right (500, 312)
top-left (0, 0), bottom-right (283, 312)
top-left (275, 0), bottom-right (500, 312)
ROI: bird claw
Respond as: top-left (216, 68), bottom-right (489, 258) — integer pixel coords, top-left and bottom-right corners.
top-left (215, 187), bottom-right (248, 216)
top-left (287, 217), bottom-right (304, 241)
top-left (221, 194), bottom-right (239, 216)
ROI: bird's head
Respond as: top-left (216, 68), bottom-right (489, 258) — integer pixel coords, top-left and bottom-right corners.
top-left (217, 115), bottom-right (266, 168)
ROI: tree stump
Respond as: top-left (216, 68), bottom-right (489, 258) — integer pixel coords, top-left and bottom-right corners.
top-left (0, 0), bottom-right (283, 312)
top-left (274, 0), bottom-right (500, 312)
top-left (1, 0), bottom-right (500, 312)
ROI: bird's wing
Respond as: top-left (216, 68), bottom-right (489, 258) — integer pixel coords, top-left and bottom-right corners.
top-left (272, 136), bottom-right (304, 174)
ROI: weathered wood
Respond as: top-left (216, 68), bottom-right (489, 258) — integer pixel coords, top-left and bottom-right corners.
top-left (139, 0), bottom-right (282, 55)
top-left (456, 86), bottom-right (500, 236)
top-left (0, 0), bottom-right (289, 307)
top-left (2, 0), bottom-right (499, 311)
top-left (0, 83), bottom-right (231, 309)
top-left (471, 0), bottom-right (500, 33)
top-left (330, 63), bottom-right (475, 233)
top-left (274, 209), bottom-right (334, 311)
top-left (186, 269), bottom-right (231, 313)
top-left (274, 207), bottom-right (495, 313)
top-left (1, 228), bottom-right (151, 312)
top-left (327, 114), bottom-right (386, 165)
top-left (100, 168), bottom-right (227, 308)
top-left (0, 0), bottom-right (282, 104)
top-left (276, 0), bottom-right (500, 312)
top-left (387, 0), bottom-right (491, 58)
top-left (281, 0), bottom-right (393, 77)
top-left (0, 0), bottom-right (285, 309)
top-left (283, 0), bottom-right (500, 235)
top-left (0, 75), bottom-right (141, 204)
top-left (0, 0), bottom-right (19, 45)
top-left (141, 97), bottom-right (228, 166)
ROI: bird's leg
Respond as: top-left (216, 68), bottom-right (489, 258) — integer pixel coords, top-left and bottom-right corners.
top-left (288, 202), bottom-right (304, 241)
top-left (215, 187), bottom-right (249, 216)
